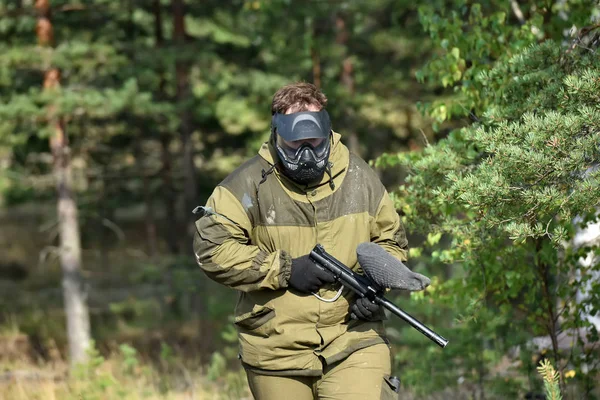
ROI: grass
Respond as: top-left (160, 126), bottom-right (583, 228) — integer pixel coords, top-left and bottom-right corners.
top-left (0, 347), bottom-right (252, 400)
top-left (0, 252), bottom-right (250, 400)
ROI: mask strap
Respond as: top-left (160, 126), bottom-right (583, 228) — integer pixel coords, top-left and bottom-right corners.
top-left (259, 164), bottom-right (275, 186)
top-left (325, 163), bottom-right (335, 190)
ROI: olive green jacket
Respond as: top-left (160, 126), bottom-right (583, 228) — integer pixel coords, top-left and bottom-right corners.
top-left (193, 132), bottom-right (408, 376)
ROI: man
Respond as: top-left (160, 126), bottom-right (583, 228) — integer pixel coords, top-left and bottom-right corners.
top-left (193, 82), bottom-right (409, 399)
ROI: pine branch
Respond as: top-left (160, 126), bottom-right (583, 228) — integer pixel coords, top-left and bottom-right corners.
top-left (537, 359), bottom-right (563, 400)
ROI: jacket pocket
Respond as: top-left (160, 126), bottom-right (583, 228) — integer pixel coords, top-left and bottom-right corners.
top-left (234, 304), bottom-right (275, 331)
top-left (195, 216), bottom-right (232, 246)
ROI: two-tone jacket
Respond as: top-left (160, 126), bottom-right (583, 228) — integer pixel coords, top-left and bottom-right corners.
top-left (193, 132), bottom-right (408, 375)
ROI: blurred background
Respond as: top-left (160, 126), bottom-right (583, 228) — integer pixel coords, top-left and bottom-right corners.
top-left (0, 0), bottom-right (599, 399)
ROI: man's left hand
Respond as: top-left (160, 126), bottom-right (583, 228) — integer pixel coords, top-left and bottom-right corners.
top-left (350, 297), bottom-right (380, 321)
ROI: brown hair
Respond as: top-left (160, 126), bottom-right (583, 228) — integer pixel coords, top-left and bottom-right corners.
top-left (271, 82), bottom-right (328, 115)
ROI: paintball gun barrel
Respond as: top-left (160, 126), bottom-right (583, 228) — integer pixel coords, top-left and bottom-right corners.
top-left (309, 244), bottom-right (449, 348)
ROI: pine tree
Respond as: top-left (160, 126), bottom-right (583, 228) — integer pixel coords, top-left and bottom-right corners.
top-left (35, 0), bottom-right (92, 366)
top-left (394, 34), bottom-right (599, 397)
top-left (0, 0), bottom-right (160, 366)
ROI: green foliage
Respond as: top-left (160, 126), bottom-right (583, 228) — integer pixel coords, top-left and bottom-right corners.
top-left (205, 350), bottom-right (249, 399)
top-left (416, 0), bottom-right (598, 128)
top-left (207, 351), bottom-right (227, 382)
top-left (0, 0), bottom-right (437, 217)
top-left (386, 31), bottom-right (600, 399)
top-left (2, 0), bottom-right (600, 398)
top-left (119, 343), bottom-right (140, 376)
top-left (377, 3), bottom-right (600, 398)
top-left (160, 342), bottom-right (176, 368)
top-left (71, 341), bottom-right (121, 400)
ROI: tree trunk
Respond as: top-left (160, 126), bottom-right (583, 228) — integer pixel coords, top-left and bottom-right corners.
top-left (335, 14), bottom-right (360, 156)
top-left (134, 143), bottom-right (158, 258)
top-left (99, 163), bottom-right (112, 270)
top-left (36, 0), bottom-right (91, 366)
top-left (124, 0), bottom-right (158, 258)
top-left (171, 0), bottom-right (211, 355)
top-left (143, 175), bottom-right (158, 258)
top-left (54, 142), bottom-right (92, 366)
top-left (310, 18), bottom-right (321, 89)
top-left (160, 136), bottom-right (180, 254)
top-left (154, 0), bottom-right (180, 254)
top-left (536, 239), bottom-right (564, 392)
top-left (172, 0), bottom-right (198, 234)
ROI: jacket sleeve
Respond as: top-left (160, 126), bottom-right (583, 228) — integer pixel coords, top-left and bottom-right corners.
top-left (193, 186), bottom-right (292, 292)
top-left (370, 189), bottom-right (409, 262)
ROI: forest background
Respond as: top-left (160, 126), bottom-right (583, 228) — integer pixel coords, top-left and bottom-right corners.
top-left (1, 0), bottom-right (599, 399)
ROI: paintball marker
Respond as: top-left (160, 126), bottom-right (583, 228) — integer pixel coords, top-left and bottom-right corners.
top-left (309, 243), bottom-right (449, 348)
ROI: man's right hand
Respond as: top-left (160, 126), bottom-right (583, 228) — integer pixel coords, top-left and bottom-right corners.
top-left (288, 255), bottom-right (335, 293)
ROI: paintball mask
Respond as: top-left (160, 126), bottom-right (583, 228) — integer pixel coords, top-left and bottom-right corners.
top-left (272, 109), bottom-right (332, 185)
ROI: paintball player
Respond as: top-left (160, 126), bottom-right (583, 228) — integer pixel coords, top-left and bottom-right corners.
top-left (193, 82), bottom-right (411, 399)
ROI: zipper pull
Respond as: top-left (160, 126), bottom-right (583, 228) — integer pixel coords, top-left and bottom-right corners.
top-left (192, 206), bottom-right (238, 225)
top-left (192, 206), bottom-right (213, 217)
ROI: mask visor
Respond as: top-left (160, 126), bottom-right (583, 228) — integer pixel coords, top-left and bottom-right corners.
top-left (272, 110), bottom-right (331, 142)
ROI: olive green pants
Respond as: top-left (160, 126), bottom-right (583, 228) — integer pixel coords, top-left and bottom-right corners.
top-left (245, 343), bottom-right (398, 400)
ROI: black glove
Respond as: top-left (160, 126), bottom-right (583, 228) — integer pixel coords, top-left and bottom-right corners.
top-left (288, 255), bottom-right (335, 294)
top-left (350, 297), bottom-right (381, 321)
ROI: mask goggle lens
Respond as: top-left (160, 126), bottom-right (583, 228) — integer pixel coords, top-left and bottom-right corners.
top-left (277, 135), bottom-right (329, 162)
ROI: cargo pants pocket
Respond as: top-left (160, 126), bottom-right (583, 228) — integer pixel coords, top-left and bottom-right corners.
top-left (381, 375), bottom-right (400, 400)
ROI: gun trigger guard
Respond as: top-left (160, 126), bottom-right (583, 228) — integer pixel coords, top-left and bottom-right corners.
top-left (311, 285), bottom-right (344, 303)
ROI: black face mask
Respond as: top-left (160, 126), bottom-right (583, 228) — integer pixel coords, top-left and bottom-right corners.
top-left (271, 110), bottom-right (332, 186)
top-left (275, 137), bottom-right (331, 185)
